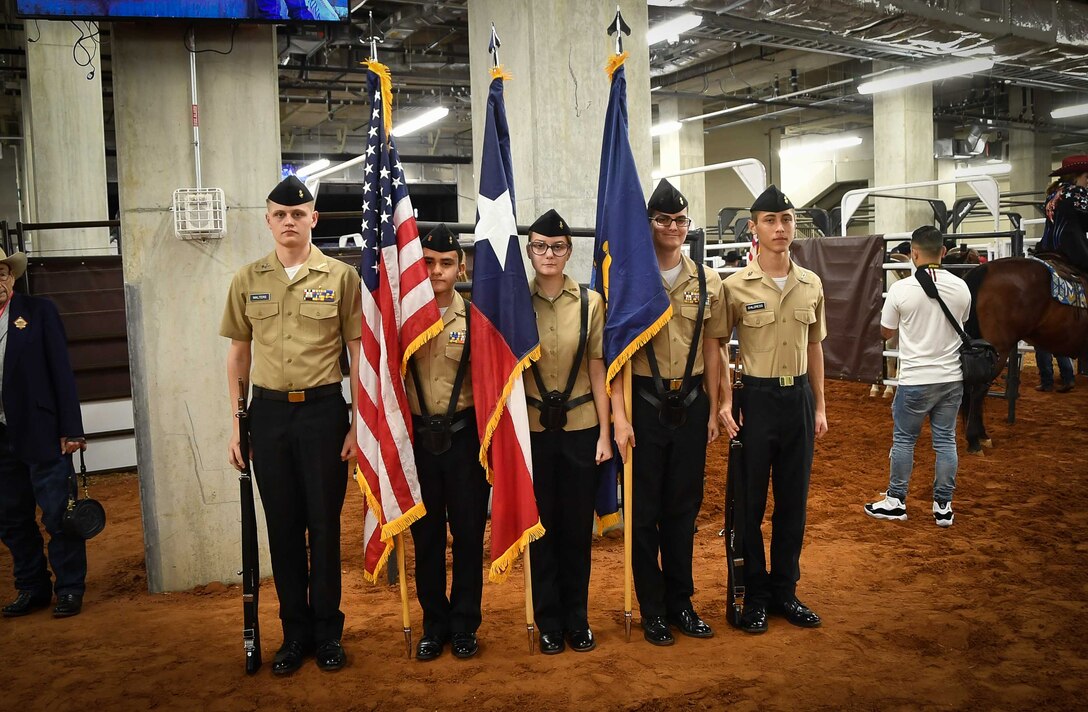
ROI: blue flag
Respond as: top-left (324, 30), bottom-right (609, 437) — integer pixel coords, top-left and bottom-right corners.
top-left (591, 55), bottom-right (672, 532)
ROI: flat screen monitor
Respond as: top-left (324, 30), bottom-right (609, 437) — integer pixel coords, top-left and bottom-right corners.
top-left (16, 1), bottom-right (350, 22)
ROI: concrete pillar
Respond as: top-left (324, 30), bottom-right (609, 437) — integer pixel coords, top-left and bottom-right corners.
top-left (22, 21), bottom-right (111, 255)
top-left (1008, 90), bottom-right (1052, 241)
top-left (112, 24), bottom-right (280, 592)
top-left (872, 67), bottom-right (935, 235)
top-left (467, 0), bottom-right (651, 282)
top-left (657, 97), bottom-right (706, 229)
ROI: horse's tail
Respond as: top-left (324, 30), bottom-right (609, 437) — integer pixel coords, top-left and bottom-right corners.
top-left (962, 263), bottom-right (990, 339)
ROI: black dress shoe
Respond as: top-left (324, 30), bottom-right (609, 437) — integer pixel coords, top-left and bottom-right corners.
top-left (52, 593), bottom-right (83, 618)
top-left (2, 590), bottom-right (52, 618)
top-left (315, 640), bottom-right (346, 671)
top-left (641, 616), bottom-right (675, 646)
top-left (769, 598), bottom-right (822, 628)
top-left (669, 609), bottom-right (714, 638)
top-left (450, 632), bottom-right (479, 659)
top-left (272, 640), bottom-right (307, 676)
top-left (416, 634), bottom-right (446, 662)
top-left (539, 630), bottom-right (565, 655)
top-left (567, 628), bottom-right (596, 652)
top-left (732, 605), bottom-right (768, 634)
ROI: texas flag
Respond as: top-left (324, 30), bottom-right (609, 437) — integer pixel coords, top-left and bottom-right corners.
top-left (470, 69), bottom-right (544, 583)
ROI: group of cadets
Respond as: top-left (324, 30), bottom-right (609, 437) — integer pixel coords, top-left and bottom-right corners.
top-left (222, 173), bottom-right (827, 674)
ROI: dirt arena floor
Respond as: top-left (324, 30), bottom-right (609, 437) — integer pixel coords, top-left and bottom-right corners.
top-left (2, 366), bottom-right (1087, 711)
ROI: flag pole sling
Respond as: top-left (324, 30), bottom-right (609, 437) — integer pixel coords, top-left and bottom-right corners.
top-left (396, 533), bottom-right (412, 658)
top-left (623, 361), bottom-right (634, 642)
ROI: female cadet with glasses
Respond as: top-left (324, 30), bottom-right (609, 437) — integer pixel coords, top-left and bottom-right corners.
top-left (522, 209), bottom-right (612, 654)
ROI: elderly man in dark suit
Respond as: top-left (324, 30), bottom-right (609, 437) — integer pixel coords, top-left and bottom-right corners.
top-left (0, 248), bottom-right (87, 619)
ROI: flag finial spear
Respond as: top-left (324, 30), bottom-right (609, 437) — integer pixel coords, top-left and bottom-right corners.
top-left (608, 6), bottom-right (631, 55)
top-left (367, 10), bottom-right (378, 62)
top-left (489, 22), bottom-right (501, 68)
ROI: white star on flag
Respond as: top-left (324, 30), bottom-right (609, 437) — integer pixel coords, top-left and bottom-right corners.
top-left (475, 190), bottom-right (519, 269)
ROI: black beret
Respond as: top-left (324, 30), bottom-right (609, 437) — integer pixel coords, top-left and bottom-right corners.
top-left (268, 175), bottom-right (314, 206)
top-left (750, 184), bottom-right (793, 213)
top-left (647, 178), bottom-right (687, 215)
top-left (421, 223), bottom-right (462, 256)
top-left (528, 208), bottom-right (571, 238)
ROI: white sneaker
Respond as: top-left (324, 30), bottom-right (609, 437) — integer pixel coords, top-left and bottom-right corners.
top-left (864, 493), bottom-right (907, 521)
top-left (933, 501), bottom-right (954, 527)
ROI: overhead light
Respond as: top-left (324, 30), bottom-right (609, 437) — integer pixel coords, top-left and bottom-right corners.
top-left (391, 106), bottom-right (449, 137)
top-left (651, 121), bottom-right (682, 137)
top-left (295, 158), bottom-right (330, 178)
top-left (1052, 103), bottom-right (1088, 119)
top-left (955, 162), bottom-right (1011, 177)
top-left (646, 13), bottom-right (702, 45)
top-left (779, 135), bottom-right (862, 158)
top-left (857, 58), bottom-right (995, 95)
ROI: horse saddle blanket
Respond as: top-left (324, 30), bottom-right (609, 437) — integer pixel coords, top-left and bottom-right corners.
top-left (1030, 256), bottom-right (1088, 309)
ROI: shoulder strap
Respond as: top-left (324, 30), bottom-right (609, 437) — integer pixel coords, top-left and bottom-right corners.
top-left (561, 285), bottom-right (590, 397)
top-left (407, 356), bottom-right (430, 417)
top-left (681, 263), bottom-right (708, 384)
top-left (445, 306), bottom-right (471, 419)
top-left (914, 266), bottom-right (971, 347)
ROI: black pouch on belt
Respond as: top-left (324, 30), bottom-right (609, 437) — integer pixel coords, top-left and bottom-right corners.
top-left (417, 415), bottom-right (454, 455)
top-left (537, 390), bottom-right (571, 431)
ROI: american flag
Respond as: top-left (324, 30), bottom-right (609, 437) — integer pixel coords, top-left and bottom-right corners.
top-left (355, 61), bottom-right (442, 582)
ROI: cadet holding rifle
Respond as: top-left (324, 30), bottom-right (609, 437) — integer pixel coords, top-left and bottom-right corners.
top-left (221, 176), bottom-right (362, 675)
top-left (235, 378), bottom-right (261, 675)
top-left (719, 185), bottom-right (828, 635)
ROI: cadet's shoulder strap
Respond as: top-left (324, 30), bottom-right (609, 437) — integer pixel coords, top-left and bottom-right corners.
top-left (561, 285), bottom-right (591, 397)
top-left (446, 304), bottom-right (471, 419)
top-left (407, 356), bottom-right (430, 418)
top-left (681, 263), bottom-right (708, 384)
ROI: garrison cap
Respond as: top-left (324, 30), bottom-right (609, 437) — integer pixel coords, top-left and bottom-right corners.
top-left (268, 175), bottom-right (314, 205)
top-left (421, 223), bottom-right (463, 257)
top-left (528, 208), bottom-right (571, 238)
top-left (647, 178), bottom-right (687, 215)
top-left (750, 184), bottom-right (793, 213)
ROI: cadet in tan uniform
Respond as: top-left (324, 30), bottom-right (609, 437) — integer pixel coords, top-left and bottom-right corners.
top-left (615, 179), bottom-right (728, 646)
top-left (719, 185), bottom-right (828, 635)
top-left (222, 176), bottom-right (362, 675)
top-left (406, 225), bottom-right (489, 662)
top-left (522, 209), bottom-right (611, 655)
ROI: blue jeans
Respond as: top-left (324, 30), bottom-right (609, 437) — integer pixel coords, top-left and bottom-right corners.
top-left (1036, 349), bottom-right (1075, 388)
top-left (888, 382), bottom-right (963, 504)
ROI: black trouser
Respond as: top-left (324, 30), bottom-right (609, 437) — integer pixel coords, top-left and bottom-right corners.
top-left (631, 385), bottom-right (709, 619)
top-left (737, 379), bottom-right (815, 608)
top-left (0, 432), bottom-right (86, 598)
top-left (249, 393), bottom-right (349, 644)
top-left (409, 420), bottom-right (490, 640)
top-left (528, 427), bottom-right (600, 633)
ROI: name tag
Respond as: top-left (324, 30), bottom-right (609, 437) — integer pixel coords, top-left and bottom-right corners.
top-left (448, 330), bottom-right (466, 345)
top-left (249, 293), bottom-right (270, 302)
top-left (304, 288), bottom-right (336, 302)
top-left (745, 302), bottom-right (766, 312)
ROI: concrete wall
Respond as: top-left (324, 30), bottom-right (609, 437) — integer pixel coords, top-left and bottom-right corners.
top-left (112, 24), bottom-right (279, 592)
top-left (703, 122), bottom-right (778, 232)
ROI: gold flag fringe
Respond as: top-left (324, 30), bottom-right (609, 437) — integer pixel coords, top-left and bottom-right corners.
top-left (364, 60), bottom-right (395, 138)
top-left (490, 65), bottom-right (513, 82)
top-left (605, 51), bottom-right (629, 79)
top-left (477, 343), bottom-right (542, 482)
top-left (488, 520), bottom-right (546, 584)
top-left (401, 318), bottom-right (443, 377)
top-left (604, 305), bottom-right (673, 395)
top-left (355, 463), bottom-right (428, 582)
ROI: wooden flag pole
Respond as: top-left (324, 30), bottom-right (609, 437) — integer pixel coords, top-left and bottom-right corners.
top-left (524, 547), bottom-right (536, 654)
top-left (623, 361), bottom-right (634, 642)
top-left (396, 534), bottom-right (412, 658)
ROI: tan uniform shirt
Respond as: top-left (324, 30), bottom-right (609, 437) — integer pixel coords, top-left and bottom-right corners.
top-left (724, 256), bottom-right (826, 379)
top-left (405, 291), bottom-right (474, 416)
top-left (525, 276), bottom-right (604, 433)
top-left (631, 254), bottom-right (730, 379)
top-left (220, 246), bottom-right (363, 391)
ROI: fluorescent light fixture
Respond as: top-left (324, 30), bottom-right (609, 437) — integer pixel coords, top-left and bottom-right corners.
top-left (651, 121), bottom-right (682, 137)
top-left (646, 13), bottom-right (702, 45)
top-left (1052, 103), bottom-right (1088, 120)
top-left (955, 162), bottom-right (1011, 177)
top-left (391, 106), bottom-right (449, 137)
top-left (295, 158), bottom-right (330, 178)
top-left (857, 58), bottom-right (994, 95)
top-left (779, 135), bottom-right (862, 158)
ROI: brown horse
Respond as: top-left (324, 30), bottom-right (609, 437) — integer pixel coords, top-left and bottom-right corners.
top-left (962, 256), bottom-right (1088, 452)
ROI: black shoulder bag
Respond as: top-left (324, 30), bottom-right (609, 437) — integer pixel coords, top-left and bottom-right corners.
top-left (914, 265), bottom-right (998, 388)
top-left (62, 448), bottom-right (106, 540)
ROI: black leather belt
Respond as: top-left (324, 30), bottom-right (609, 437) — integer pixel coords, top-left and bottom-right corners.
top-left (740, 374), bottom-right (809, 388)
top-left (411, 408), bottom-right (476, 433)
top-left (632, 374), bottom-right (703, 390)
top-left (252, 383), bottom-right (343, 403)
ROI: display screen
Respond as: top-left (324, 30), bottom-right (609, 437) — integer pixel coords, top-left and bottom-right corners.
top-left (16, 1), bottom-right (350, 22)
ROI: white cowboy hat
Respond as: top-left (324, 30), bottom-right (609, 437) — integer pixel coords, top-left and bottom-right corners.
top-left (0, 247), bottom-right (27, 279)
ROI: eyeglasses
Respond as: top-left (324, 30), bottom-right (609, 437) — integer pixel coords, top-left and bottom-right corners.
top-left (528, 241), bottom-right (570, 256)
top-left (651, 215), bottom-right (692, 228)
top-left (0, 271), bottom-right (11, 281)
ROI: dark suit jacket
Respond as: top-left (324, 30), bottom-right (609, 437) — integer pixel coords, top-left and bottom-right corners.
top-left (2, 292), bottom-right (84, 463)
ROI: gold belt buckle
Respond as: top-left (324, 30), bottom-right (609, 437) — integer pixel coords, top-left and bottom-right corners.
top-left (669, 378), bottom-right (684, 391)
top-left (288, 390), bottom-right (306, 403)
top-left (778, 376), bottom-right (794, 387)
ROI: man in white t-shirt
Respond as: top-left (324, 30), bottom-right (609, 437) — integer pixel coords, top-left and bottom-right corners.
top-left (864, 226), bottom-right (971, 527)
